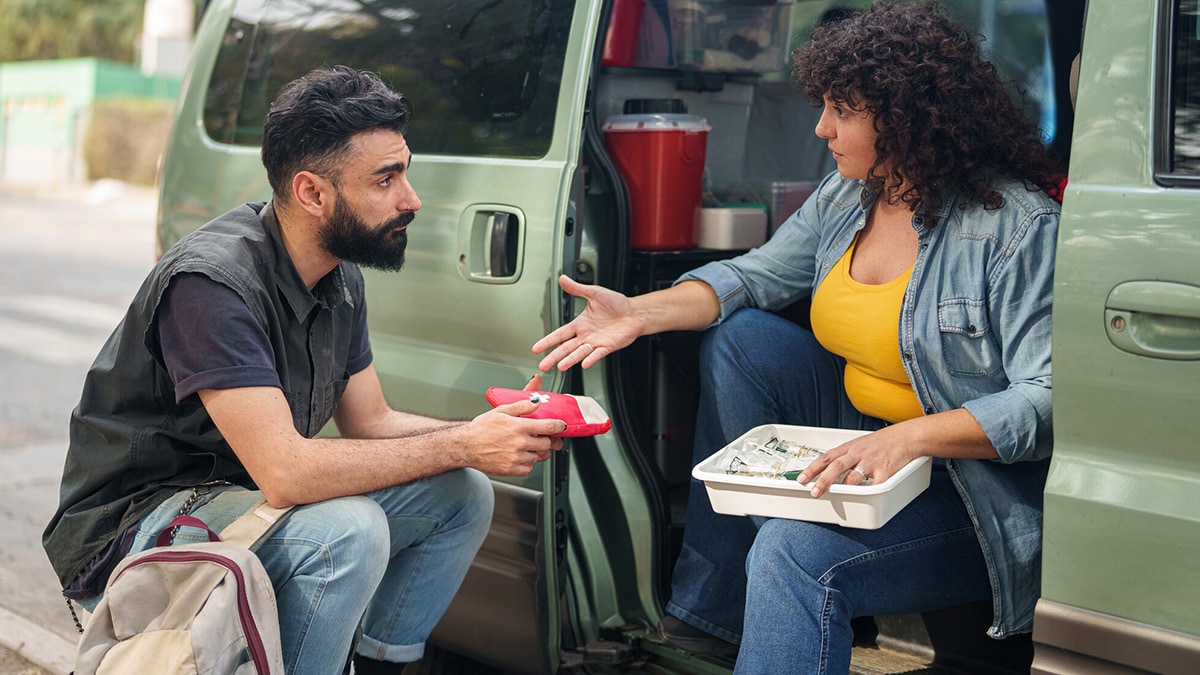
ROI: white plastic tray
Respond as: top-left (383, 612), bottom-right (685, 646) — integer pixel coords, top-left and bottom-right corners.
top-left (692, 424), bottom-right (931, 530)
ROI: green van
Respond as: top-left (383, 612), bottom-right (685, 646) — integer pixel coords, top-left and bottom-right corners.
top-left (157, 1), bottom-right (1198, 672)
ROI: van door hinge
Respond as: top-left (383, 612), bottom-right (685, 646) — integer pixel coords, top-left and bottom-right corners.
top-left (560, 640), bottom-right (639, 667)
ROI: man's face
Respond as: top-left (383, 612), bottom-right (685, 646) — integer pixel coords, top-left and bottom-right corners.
top-left (318, 129), bottom-right (421, 271)
top-left (320, 191), bottom-right (412, 271)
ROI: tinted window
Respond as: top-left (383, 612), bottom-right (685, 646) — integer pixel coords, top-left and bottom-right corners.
top-left (203, 0), bottom-right (574, 158)
top-left (1172, 0), bottom-right (1200, 175)
top-left (937, 0), bottom-right (1057, 142)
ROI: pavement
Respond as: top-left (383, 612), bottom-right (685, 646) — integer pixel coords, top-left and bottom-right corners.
top-left (0, 179), bottom-right (158, 675)
top-left (0, 606), bottom-right (67, 674)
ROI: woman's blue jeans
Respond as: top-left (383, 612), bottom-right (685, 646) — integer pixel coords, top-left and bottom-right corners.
top-left (665, 309), bottom-right (991, 674)
top-left (120, 468), bottom-right (493, 674)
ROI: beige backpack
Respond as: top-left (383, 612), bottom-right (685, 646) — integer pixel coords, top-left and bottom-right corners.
top-left (74, 499), bottom-right (291, 675)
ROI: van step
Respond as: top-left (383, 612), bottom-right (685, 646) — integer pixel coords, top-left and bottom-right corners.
top-left (851, 645), bottom-right (955, 674)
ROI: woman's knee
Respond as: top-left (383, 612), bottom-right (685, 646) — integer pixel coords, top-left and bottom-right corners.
top-left (747, 519), bottom-right (832, 590)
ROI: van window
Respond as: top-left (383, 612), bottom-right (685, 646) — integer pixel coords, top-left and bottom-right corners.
top-left (1171, 0), bottom-right (1200, 176)
top-left (202, 0), bottom-right (574, 158)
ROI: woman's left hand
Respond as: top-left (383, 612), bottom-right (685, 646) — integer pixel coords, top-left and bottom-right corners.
top-left (795, 425), bottom-right (923, 497)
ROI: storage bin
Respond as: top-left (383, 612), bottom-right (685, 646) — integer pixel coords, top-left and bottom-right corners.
top-left (669, 0), bottom-right (795, 73)
top-left (697, 205), bottom-right (767, 249)
top-left (692, 424), bottom-right (932, 529)
top-left (604, 112), bottom-right (711, 250)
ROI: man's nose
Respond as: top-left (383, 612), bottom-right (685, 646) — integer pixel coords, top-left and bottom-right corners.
top-left (400, 182), bottom-right (421, 213)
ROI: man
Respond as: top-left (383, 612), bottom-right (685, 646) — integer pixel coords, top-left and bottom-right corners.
top-left (44, 66), bottom-right (565, 674)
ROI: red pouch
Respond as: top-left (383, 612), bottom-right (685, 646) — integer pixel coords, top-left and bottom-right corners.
top-left (485, 387), bottom-right (612, 437)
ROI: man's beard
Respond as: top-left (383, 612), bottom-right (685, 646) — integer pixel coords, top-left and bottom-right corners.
top-left (320, 194), bottom-right (413, 271)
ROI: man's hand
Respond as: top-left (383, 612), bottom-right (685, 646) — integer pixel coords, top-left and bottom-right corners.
top-left (460, 396), bottom-right (565, 476)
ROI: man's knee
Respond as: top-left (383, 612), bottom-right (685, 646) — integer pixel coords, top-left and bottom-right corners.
top-left (437, 468), bottom-right (494, 534)
top-left (295, 495), bottom-right (392, 572)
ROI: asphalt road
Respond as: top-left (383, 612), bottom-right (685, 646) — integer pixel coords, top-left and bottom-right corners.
top-left (0, 180), bottom-right (158, 674)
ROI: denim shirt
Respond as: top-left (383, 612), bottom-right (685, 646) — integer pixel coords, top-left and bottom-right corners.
top-left (680, 172), bottom-right (1059, 636)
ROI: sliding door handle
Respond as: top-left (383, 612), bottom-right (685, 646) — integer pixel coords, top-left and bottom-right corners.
top-left (458, 205), bottom-right (524, 284)
top-left (1104, 281), bottom-right (1200, 360)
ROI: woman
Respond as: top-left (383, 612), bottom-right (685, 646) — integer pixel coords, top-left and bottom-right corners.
top-left (534, 3), bottom-right (1062, 672)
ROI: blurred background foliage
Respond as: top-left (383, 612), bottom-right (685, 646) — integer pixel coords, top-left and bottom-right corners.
top-left (0, 0), bottom-right (202, 63)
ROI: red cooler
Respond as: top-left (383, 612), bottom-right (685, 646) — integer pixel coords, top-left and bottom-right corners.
top-left (604, 113), bottom-right (711, 250)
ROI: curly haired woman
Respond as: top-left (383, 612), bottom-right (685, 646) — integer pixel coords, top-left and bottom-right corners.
top-left (532, 3), bottom-right (1062, 672)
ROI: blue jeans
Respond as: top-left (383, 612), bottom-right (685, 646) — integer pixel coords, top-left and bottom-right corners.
top-left (121, 469), bottom-right (493, 674)
top-left (735, 472), bottom-right (990, 674)
top-left (665, 309), bottom-right (990, 672)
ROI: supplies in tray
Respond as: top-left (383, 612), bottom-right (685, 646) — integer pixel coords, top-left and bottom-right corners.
top-left (713, 433), bottom-right (825, 480)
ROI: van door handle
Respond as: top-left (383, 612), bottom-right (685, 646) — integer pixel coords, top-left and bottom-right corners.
top-left (458, 205), bottom-right (524, 284)
top-left (1104, 281), bottom-right (1200, 360)
top-left (489, 212), bottom-right (515, 277)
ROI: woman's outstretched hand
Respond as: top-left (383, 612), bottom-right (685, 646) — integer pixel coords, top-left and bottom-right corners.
top-left (532, 275), bottom-right (645, 372)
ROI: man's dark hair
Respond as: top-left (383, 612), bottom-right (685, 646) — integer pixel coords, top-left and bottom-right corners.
top-left (262, 65), bottom-right (413, 201)
top-left (792, 1), bottom-right (1061, 214)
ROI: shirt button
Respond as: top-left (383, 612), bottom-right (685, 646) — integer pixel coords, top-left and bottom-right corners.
top-left (968, 324), bottom-right (976, 333)
top-left (924, 406), bottom-right (935, 414)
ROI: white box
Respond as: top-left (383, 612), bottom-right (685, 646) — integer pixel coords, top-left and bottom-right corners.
top-left (697, 206), bottom-right (767, 250)
top-left (692, 424), bottom-right (932, 530)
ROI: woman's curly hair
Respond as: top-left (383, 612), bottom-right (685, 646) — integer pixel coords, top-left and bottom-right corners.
top-left (792, 1), bottom-right (1062, 214)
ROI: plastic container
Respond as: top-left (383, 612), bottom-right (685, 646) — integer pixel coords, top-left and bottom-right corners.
top-left (602, 0), bottom-right (646, 67)
top-left (668, 0), bottom-right (795, 73)
top-left (604, 112), bottom-right (711, 250)
top-left (697, 205), bottom-right (768, 250)
top-left (692, 424), bottom-right (933, 529)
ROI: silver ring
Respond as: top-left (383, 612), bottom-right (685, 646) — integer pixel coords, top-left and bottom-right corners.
top-left (582, 343), bottom-right (594, 351)
top-left (853, 467), bottom-right (870, 481)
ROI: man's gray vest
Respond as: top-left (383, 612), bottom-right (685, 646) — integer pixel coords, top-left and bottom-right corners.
top-left (44, 202), bottom-right (364, 589)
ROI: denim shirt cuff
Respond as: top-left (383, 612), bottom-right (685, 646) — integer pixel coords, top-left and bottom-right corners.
top-left (675, 261), bottom-right (751, 328)
top-left (963, 391), bottom-right (1045, 463)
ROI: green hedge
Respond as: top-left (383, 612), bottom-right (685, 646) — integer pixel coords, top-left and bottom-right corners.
top-left (82, 98), bottom-right (174, 186)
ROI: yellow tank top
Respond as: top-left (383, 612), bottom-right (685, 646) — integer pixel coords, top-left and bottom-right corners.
top-left (810, 236), bottom-right (924, 423)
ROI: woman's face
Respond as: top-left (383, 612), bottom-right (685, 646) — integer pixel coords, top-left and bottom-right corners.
top-left (814, 94), bottom-right (879, 181)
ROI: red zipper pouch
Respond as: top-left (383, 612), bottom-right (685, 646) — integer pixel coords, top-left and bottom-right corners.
top-left (485, 387), bottom-right (612, 437)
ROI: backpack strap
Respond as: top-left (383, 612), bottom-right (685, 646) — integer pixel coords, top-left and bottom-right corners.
top-left (154, 515), bottom-right (223, 547)
top-left (218, 498), bottom-right (294, 550)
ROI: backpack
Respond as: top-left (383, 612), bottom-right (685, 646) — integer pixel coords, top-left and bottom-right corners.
top-left (74, 498), bottom-right (292, 675)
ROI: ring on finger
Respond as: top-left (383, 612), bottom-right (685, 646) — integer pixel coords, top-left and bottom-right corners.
top-left (582, 343), bottom-right (594, 351)
top-left (853, 466), bottom-right (872, 483)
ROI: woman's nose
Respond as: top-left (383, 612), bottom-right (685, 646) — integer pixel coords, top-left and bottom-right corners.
top-left (815, 107), bottom-right (834, 139)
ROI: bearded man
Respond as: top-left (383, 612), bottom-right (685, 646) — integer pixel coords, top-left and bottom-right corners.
top-left (44, 66), bottom-right (564, 675)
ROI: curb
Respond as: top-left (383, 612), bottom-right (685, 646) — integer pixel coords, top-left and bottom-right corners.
top-left (0, 605), bottom-right (76, 674)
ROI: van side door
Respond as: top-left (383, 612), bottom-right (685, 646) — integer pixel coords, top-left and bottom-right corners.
top-left (1036, 0), bottom-right (1200, 671)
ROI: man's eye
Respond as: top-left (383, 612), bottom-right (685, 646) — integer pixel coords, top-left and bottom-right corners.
top-left (378, 177), bottom-right (392, 187)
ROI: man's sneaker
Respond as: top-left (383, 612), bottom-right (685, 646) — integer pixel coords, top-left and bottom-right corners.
top-left (657, 615), bottom-right (739, 657)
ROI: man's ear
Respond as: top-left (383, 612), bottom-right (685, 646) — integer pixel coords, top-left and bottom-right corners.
top-left (292, 171), bottom-right (332, 218)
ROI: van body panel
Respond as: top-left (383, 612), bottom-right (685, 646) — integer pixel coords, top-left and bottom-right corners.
top-left (1040, 0), bottom-right (1200, 666)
